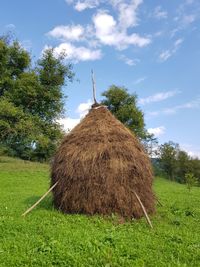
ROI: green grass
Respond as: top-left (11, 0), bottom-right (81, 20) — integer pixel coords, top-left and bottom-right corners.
top-left (0, 156), bottom-right (200, 267)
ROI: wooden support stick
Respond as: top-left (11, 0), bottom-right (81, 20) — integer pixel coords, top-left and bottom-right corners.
top-left (132, 190), bottom-right (153, 229)
top-left (22, 181), bottom-right (58, 217)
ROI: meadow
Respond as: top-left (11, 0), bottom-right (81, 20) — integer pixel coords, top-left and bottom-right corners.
top-left (0, 156), bottom-right (199, 267)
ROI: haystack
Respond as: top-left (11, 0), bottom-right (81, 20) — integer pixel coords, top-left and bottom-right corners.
top-left (51, 105), bottom-right (155, 219)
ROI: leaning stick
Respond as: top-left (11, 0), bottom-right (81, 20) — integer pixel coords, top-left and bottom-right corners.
top-left (22, 181), bottom-right (58, 217)
top-left (132, 190), bottom-right (153, 229)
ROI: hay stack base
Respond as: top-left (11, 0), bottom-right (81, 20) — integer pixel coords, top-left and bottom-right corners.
top-left (51, 106), bottom-right (155, 219)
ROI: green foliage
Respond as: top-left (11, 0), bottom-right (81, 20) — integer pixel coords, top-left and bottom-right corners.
top-left (158, 141), bottom-right (179, 180)
top-left (185, 173), bottom-right (198, 192)
top-left (0, 98), bottom-right (38, 157)
top-left (176, 150), bottom-right (190, 183)
top-left (101, 85), bottom-right (150, 140)
top-left (36, 48), bottom-right (74, 121)
top-left (0, 157), bottom-right (200, 267)
top-left (157, 141), bottom-right (200, 185)
top-left (0, 38), bottom-right (30, 96)
top-left (0, 37), bottom-right (74, 161)
top-left (188, 158), bottom-right (200, 184)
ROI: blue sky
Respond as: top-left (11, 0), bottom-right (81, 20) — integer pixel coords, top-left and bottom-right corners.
top-left (1, 0), bottom-right (200, 157)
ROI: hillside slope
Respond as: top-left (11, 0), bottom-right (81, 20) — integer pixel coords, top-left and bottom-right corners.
top-left (0, 157), bottom-right (199, 267)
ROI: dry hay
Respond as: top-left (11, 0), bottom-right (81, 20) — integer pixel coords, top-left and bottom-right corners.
top-left (51, 105), bottom-right (155, 219)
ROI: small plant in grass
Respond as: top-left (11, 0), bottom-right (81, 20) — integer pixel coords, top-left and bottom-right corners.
top-left (185, 173), bottom-right (197, 192)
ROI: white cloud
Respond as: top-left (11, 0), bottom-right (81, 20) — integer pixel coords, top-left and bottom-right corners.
top-left (163, 97), bottom-right (200, 114)
top-left (5, 23), bottom-right (16, 29)
top-left (119, 55), bottom-right (140, 66)
top-left (159, 38), bottom-right (184, 62)
top-left (148, 126), bottom-right (165, 137)
top-left (50, 1), bottom-right (151, 53)
top-left (65, 0), bottom-right (100, 11)
top-left (66, 0), bottom-right (143, 25)
top-left (153, 6), bottom-right (168, 19)
top-left (93, 12), bottom-right (116, 44)
top-left (48, 25), bottom-right (84, 41)
top-left (159, 50), bottom-right (172, 61)
top-left (93, 11), bottom-right (151, 50)
top-left (58, 117), bottom-right (80, 131)
top-left (52, 42), bottom-right (102, 62)
top-left (174, 38), bottom-right (184, 47)
top-left (147, 97), bottom-right (200, 117)
top-left (172, 0), bottom-right (200, 36)
top-left (58, 100), bottom-right (92, 131)
top-left (117, 0), bottom-right (143, 30)
top-left (181, 144), bottom-right (200, 159)
top-left (154, 31), bottom-right (164, 37)
top-left (65, 0), bottom-right (74, 4)
top-left (139, 90), bottom-right (180, 105)
top-left (74, 0), bottom-right (99, 11)
top-left (182, 14), bottom-right (196, 25)
top-left (171, 13), bottom-right (197, 37)
top-left (170, 28), bottom-right (179, 38)
top-left (76, 99), bottom-right (92, 117)
top-left (134, 76), bottom-right (147, 84)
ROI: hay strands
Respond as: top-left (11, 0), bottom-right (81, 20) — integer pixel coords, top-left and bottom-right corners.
top-left (22, 181), bottom-right (58, 217)
top-left (132, 190), bottom-right (153, 229)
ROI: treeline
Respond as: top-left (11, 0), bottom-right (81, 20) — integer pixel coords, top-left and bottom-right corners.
top-left (153, 141), bottom-right (200, 186)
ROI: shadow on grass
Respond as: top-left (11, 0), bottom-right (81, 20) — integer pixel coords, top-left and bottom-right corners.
top-left (23, 195), bottom-right (54, 212)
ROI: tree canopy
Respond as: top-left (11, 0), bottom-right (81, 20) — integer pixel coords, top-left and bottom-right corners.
top-left (101, 85), bottom-right (150, 141)
top-left (158, 141), bottom-right (179, 180)
top-left (156, 141), bottom-right (200, 185)
top-left (0, 37), bottom-right (74, 161)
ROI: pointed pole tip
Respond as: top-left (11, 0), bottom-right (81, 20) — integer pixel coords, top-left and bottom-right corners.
top-left (91, 70), bottom-right (97, 104)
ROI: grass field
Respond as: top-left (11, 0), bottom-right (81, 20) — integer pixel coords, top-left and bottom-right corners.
top-left (0, 156), bottom-right (200, 267)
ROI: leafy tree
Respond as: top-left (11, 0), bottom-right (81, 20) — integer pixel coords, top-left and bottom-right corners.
top-left (0, 97), bottom-right (39, 158)
top-left (36, 48), bottom-right (74, 121)
top-left (157, 141), bottom-right (200, 185)
top-left (158, 141), bottom-right (179, 180)
top-left (143, 134), bottom-right (158, 158)
top-left (101, 85), bottom-right (151, 141)
top-left (0, 37), bottom-right (74, 161)
top-left (0, 38), bottom-right (30, 96)
top-left (176, 150), bottom-right (190, 183)
top-left (188, 158), bottom-right (200, 185)
top-left (185, 173), bottom-right (198, 192)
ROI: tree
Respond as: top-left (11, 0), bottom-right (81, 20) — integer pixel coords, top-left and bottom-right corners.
top-left (158, 141), bottom-right (179, 180)
top-left (0, 37), bottom-right (30, 96)
top-left (157, 141), bottom-right (200, 185)
top-left (0, 97), bottom-right (39, 159)
top-left (176, 150), bottom-right (190, 183)
top-left (188, 158), bottom-right (200, 185)
top-left (0, 37), bottom-right (74, 161)
top-left (185, 173), bottom-right (198, 192)
top-left (101, 85), bottom-right (151, 141)
top-left (143, 134), bottom-right (159, 158)
top-left (36, 48), bottom-right (74, 122)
